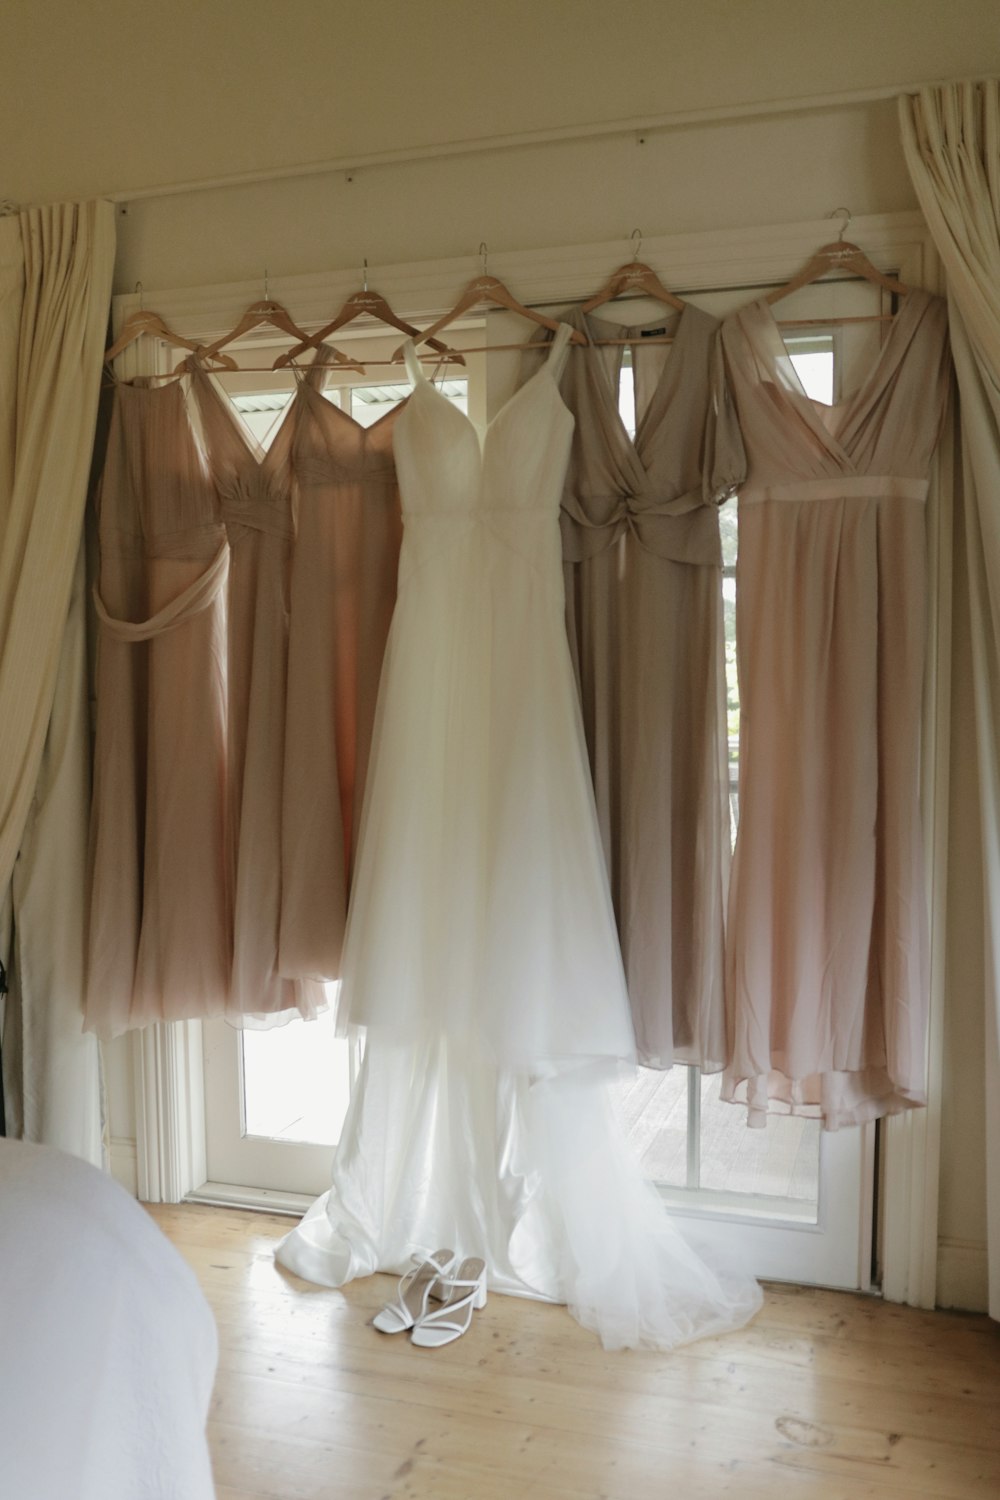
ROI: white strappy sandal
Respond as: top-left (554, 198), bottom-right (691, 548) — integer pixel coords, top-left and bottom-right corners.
top-left (372, 1249), bottom-right (456, 1334)
top-left (410, 1257), bottom-right (487, 1348)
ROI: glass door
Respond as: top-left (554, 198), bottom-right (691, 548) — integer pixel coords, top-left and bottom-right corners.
top-left (202, 1007), bottom-right (355, 1198)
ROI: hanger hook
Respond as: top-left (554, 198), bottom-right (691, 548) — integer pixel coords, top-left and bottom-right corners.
top-left (263, 266), bottom-right (270, 302)
top-left (134, 280), bottom-right (144, 313)
top-left (363, 257), bottom-right (368, 293)
top-left (479, 241), bottom-right (489, 277)
top-left (630, 227), bottom-right (643, 262)
top-left (829, 207), bottom-right (851, 243)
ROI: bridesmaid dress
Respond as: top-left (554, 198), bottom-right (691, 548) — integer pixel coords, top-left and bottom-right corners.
top-left (278, 372), bottom-right (404, 983)
top-left (87, 375), bottom-right (231, 1034)
top-left (529, 303), bottom-right (736, 1070)
top-left (189, 359), bottom-right (328, 1022)
top-left (716, 290), bottom-right (951, 1128)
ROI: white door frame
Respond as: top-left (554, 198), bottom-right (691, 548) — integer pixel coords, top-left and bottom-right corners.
top-left (124, 211), bottom-right (950, 1306)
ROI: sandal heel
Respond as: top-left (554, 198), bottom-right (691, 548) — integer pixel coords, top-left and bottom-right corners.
top-left (372, 1248), bottom-right (455, 1334)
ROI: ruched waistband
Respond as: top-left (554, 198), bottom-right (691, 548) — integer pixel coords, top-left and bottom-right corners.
top-left (738, 476), bottom-right (929, 505)
top-left (561, 487), bottom-right (721, 567)
top-left (222, 492), bottom-right (295, 540)
top-left (94, 541), bottom-right (229, 641)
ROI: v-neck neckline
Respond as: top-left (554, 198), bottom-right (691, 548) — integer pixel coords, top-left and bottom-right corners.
top-left (190, 348), bottom-right (328, 472)
top-left (402, 321), bottom-right (572, 455)
top-left (299, 377), bottom-right (409, 437)
top-left (749, 290), bottom-right (926, 466)
top-left (576, 302), bottom-right (693, 464)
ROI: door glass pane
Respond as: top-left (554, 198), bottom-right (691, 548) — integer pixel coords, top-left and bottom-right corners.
top-left (619, 1068), bottom-right (688, 1187)
top-left (241, 1009), bottom-right (350, 1146)
top-left (350, 376), bottom-right (467, 427)
top-left (698, 1072), bottom-right (820, 1212)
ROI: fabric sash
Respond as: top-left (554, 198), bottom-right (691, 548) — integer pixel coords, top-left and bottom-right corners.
top-left (93, 540), bottom-right (229, 642)
top-left (737, 476), bottom-right (929, 506)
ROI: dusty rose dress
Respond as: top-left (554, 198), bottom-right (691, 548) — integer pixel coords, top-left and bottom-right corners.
top-left (529, 304), bottom-right (733, 1070)
top-left (86, 377), bottom-right (230, 1035)
top-left (717, 290), bottom-right (951, 1128)
top-left (278, 383), bottom-right (404, 982)
top-left (188, 361), bottom-right (330, 1022)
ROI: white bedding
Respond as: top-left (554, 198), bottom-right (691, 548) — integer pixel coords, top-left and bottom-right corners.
top-left (0, 1139), bottom-right (217, 1499)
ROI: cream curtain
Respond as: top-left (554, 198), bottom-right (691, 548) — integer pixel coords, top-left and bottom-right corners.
top-left (0, 201), bottom-right (115, 1163)
top-left (900, 80), bottom-right (1000, 1320)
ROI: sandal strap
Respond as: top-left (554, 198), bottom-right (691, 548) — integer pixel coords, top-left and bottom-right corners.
top-left (384, 1250), bottom-right (453, 1326)
top-left (417, 1316), bottom-right (468, 1336)
top-left (418, 1286), bottom-right (478, 1328)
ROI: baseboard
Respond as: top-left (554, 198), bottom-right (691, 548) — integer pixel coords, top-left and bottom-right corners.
top-left (937, 1236), bottom-right (989, 1313)
top-left (109, 1135), bottom-right (138, 1197)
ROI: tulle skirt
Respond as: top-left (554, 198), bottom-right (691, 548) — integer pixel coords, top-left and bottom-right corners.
top-left (276, 1029), bottom-right (762, 1351)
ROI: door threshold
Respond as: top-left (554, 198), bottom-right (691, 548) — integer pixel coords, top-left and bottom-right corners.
top-left (186, 1180), bottom-right (313, 1217)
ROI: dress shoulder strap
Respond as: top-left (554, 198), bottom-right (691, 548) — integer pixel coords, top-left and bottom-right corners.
top-left (294, 343), bottom-right (335, 390)
top-left (546, 322), bottom-right (574, 382)
top-left (402, 338), bottom-right (428, 389)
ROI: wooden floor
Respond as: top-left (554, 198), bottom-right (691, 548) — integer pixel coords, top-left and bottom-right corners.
top-left (150, 1203), bottom-right (1000, 1500)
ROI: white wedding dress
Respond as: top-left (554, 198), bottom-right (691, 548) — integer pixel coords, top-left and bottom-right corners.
top-left (276, 326), bottom-right (762, 1349)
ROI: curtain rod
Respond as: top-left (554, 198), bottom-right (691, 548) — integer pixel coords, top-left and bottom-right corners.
top-left (99, 72), bottom-right (993, 209)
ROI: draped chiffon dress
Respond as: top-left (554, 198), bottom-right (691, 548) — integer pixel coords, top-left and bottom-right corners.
top-left (87, 375), bottom-right (231, 1035)
top-left (532, 303), bottom-right (733, 1070)
top-left (278, 378), bottom-right (404, 983)
top-left (277, 326), bottom-right (762, 1350)
top-left (717, 291), bottom-right (951, 1129)
top-left (188, 358), bottom-right (330, 1022)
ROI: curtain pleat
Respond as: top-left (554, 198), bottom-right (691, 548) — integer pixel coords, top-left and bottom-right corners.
top-left (0, 200), bottom-right (114, 1163)
top-left (899, 79), bottom-right (1000, 1320)
top-left (0, 201), bottom-right (115, 889)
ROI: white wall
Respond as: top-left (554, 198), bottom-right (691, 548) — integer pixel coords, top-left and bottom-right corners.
top-left (7, 0), bottom-right (996, 1307)
top-left (5, 0), bottom-right (999, 207)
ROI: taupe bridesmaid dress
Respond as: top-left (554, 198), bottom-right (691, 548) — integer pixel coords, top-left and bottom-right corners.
top-left (86, 377), bottom-right (230, 1035)
top-left (716, 290), bottom-right (951, 1129)
top-left (189, 360), bottom-right (327, 1022)
top-left (528, 303), bottom-right (737, 1070)
top-left (278, 380), bottom-right (405, 982)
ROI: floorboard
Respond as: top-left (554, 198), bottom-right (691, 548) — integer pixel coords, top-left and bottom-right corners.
top-left (149, 1202), bottom-right (1000, 1500)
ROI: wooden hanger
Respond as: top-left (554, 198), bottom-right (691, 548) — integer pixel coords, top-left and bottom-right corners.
top-left (767, 210), bottom-right (911, 320)
top-left (581, 230), bottom-right (686, 315)
top-left (275, 262), bottom-right (465, 369)
top-left (197, 274), bottom-right (365, 372)
top-left (399, 245), bottom-right (588, 359)
top-left (104, 293), bottom-right (238, 370)
top-left (767, 244), bottom-right (910, 305)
